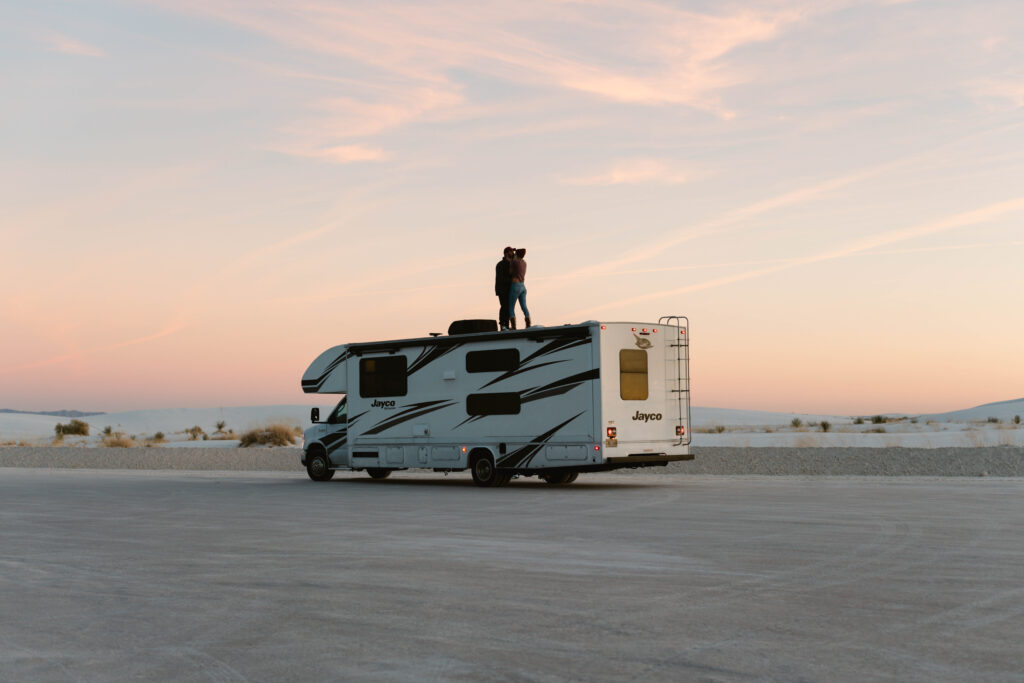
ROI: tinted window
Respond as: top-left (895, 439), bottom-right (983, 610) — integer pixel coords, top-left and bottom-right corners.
top-left (360, 356), bottom-right (408, 397)
top-left (619, 349), bottom-right (648, 400)
top-left (466, 392), bottom-right (521, 415)
top-left (466, 349), bottom-right (519, 373)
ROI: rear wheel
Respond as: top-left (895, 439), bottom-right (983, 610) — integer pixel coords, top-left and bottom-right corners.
top-left (306, 450), bottom-right (334, 481)
top-left (366, 468), bottom-right (391, 480)
top-left (542, 471), bottom-right (578, 485)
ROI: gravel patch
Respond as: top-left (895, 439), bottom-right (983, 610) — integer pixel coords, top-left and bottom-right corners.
top-left (2, 446), bottom-right (1024, 476)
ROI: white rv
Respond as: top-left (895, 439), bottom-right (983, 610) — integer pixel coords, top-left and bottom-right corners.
top-left (300, 317), bottom-right (691, 486)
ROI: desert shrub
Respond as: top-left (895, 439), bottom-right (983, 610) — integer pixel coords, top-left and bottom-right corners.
top-left (821, 421), bottom-right (831, 432)
top-left (54, 419), bottom-right (90, 437)
top-left (871, 415), bottom-right (887, 424)
top-left (215, 420), bottom-right (227, 433)
top-left (910, 418), bottom-right (918, 424)
top-left (714, 425), bottom-right (726, 434)
top-left (1015, 415), bottom-right (1021, 425)
top-left (148, 432), bottom-right (166, 444)
top-left (790, 418), bottom-right (802, 428)
top-left (103, 432), bottom-right (136, 447)
top-left (185, 426), bottom-right (206, 440)
top-left (238, 423), bottom-right (300, 448)
top-left (853, 417), bottom-right (864, 425)
top-left (987, 416), bottom-right (1000, 424)
top-left (868, 427), bottom-right (886, 433)
top-left (102, 426), bottom-right (113, 436)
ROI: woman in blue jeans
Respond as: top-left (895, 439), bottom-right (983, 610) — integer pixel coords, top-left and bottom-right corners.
top-left (508, 248), bottom-right (531, 329)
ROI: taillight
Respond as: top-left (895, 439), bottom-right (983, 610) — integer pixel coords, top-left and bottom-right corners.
top-left (675, 425), bottom-right (685, 436)
top-left (607, 427), bottom-right (617, 438)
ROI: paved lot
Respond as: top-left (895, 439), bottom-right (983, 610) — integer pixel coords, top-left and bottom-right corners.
top-left (2, 469), bottom-right (1023, 681)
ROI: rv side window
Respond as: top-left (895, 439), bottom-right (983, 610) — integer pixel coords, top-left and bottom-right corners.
top-left (360, 356), bottom-right (408, 397)
top-left (466, 349), bottom-right (519, 373)
top-left (466, 392), bottom-right (521, 415)
top-left (619, 349), bottom-right (649, 400)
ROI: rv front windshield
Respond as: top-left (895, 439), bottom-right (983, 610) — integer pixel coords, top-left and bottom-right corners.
top-left (328, 396), bottom-right (348, 424)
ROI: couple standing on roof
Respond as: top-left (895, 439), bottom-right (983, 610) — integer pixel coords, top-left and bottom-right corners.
top-left (495, 247), bottom-right (530, 330)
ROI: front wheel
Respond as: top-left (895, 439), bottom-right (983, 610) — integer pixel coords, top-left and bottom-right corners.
top-left (471, 454), bottom-right (509, 487)
top-left (306, 451), bottom-right (334, 481)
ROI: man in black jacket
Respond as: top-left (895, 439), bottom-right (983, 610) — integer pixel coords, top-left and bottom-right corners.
top-left (495, 246), bottom-right (514, 330)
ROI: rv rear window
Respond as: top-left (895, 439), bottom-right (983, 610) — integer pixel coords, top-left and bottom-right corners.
top-left (359, 356), bottom-right (408, 398)
top-left (466, 392), bottom-right (521, 416)
top-left (619, 349), bottom-right (649, 400)
top-left (466, 349), bottom-right (519, 373)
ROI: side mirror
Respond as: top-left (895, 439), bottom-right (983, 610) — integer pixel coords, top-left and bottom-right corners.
top-left (310, 407), bottom-right (320, 423)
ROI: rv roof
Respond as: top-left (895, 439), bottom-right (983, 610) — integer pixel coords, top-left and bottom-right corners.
top-left (345, 322), bottom-right (593, 355)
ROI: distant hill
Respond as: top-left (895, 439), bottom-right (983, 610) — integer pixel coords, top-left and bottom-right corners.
top-left (0, 409), bottom-right (106, 418)
top-left (925, 397), bottom-right (1024, 422)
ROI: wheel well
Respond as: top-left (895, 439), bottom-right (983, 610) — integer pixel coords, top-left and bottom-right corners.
top-left (468, 447), bottom-right (493, 465)
top-left (307, 443), bottom-right (327, 459)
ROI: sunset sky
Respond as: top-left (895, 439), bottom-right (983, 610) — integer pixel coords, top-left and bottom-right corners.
top-left (3, 0), bottom-right (1023, 414)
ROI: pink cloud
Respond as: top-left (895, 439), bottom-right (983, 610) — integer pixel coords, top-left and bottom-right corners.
top-left (560, 158), bottom-right (693, 186)
top-left (273, 144), bottom-right (390, 164)
top-left (44, 32), bottom-right (105, 57)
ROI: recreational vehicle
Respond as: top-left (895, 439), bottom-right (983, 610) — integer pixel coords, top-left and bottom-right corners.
top-left (300, 317), bottom-right (691, 486)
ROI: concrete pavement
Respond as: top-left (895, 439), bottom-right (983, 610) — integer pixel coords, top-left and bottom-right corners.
top-left (2, 469), bottom-right (1023, 681)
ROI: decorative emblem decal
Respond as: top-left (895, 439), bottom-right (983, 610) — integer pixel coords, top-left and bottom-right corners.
top-left (633, 334), bottom-right (653, 349)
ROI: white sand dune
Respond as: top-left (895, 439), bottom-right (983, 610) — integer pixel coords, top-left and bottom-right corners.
top-left (2, 398), bottom-right (1022, 448)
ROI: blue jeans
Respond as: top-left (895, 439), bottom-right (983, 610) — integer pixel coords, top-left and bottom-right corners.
top-left (509, 282), bottom-right (529, 318)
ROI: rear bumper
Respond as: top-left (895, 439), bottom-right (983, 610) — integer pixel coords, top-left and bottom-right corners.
top-left (605, 453), bottom-right (693, 465)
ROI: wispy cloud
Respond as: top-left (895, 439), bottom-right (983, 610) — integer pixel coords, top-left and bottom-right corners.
top-left (570, 196), bottom-right (1024, 316)
top-left (0, 324), bottom-right (185, 374)
top-left (151, 0), bottom-right (818, 155)
top-left (560, 158), bottom-right (694, 186)
top-left (970, 77), bottom-right (1024, 108)
top-left (270, 144), bottom-right (390, 164)
top-left (43, 32), bottom-right (105, 57)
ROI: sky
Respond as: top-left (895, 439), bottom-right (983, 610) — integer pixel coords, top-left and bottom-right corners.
top-left (2, 0), bottom-right (1023, 415)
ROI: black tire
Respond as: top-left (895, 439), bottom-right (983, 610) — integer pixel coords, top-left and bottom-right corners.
top-left (542, 471), bottom-right (576, 485)
top-left (306, 450), bottom-right (334, 481)
top-left (471, 453), bottom-right (507, 487)
top-left (366, 468), bottom-right (391, 480)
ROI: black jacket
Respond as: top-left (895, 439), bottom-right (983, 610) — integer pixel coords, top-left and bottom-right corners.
top-left (495, 259), bottom-right (511, 296)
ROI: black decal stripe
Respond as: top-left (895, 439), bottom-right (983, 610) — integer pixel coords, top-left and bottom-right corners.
top-left (303, 350), bottom-right (349, 393)
top-left (496, 412), bottom-right (585, 468)
top-left (453, 415), bottom-right (486, 429)
top-left (520, 337), bottom-right (591, 366)
top-left (521, 368), bottom-right (600, 403)
top-left (408, 344), bottom-right (462, 376)
top-left (478, 359), bottom-right (567, 389)
top-left (347, 411), bottom-right (368, 427)
top-left (321, 431), bottom-right (348, 455)
top-left (364, 401), bottom-right (457, 435)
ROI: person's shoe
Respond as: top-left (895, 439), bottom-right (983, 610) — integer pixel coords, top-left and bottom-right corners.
top-left (525, 316), bottom-right (532, 328)
top-left (510, 318), bottom-right (517, 330)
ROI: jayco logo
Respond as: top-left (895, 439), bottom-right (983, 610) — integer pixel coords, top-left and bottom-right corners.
top-left (371, 399), bottom-right (396, 409)
top-left (632, 411), bottom-right (662, 422)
